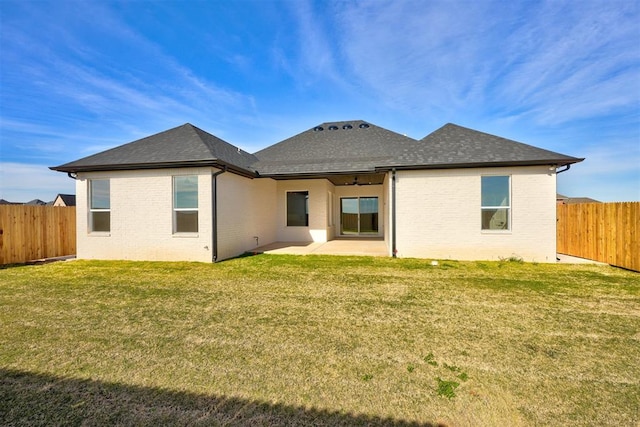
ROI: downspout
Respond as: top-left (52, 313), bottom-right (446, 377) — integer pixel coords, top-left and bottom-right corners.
top-left (391, 168), bottom-right (397, 258)
top-left (67, 172), bottom-right (77, 180)
top-left (556, 164), bottom-right (571, 174)
top-left (211, 166), bottom-right (227, 262)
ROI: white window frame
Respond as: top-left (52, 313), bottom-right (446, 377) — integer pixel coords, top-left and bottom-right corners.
top-left (481, 175), bottom-right (511, 232)
top-left (173, 175), bottom-right (199, 234)
top-left (89, 179), bottom-right (110, 234)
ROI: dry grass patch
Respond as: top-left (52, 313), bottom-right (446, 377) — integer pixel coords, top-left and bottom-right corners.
top-left (1, 256), bottom-right (638, 426)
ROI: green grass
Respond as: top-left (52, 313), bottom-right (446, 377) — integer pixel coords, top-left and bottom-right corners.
top-left (1, 256), bottom-right (639, 426)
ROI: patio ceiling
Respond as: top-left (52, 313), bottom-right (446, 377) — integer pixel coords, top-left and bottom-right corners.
top-left (269, 173), bottom-right (386, 186)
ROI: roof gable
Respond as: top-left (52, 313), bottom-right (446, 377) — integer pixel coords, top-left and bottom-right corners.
top-left (54, 194), bottom-right (76, 206)
top-left (51, 123), bottom-right (257, 174)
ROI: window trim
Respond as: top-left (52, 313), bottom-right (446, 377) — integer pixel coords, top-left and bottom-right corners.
top-left (481, 175), bottom-right (511, 232)
top-left (173, 175), bottom-right (199, 234)
top-left (88, 179), bottom-right (110, 234)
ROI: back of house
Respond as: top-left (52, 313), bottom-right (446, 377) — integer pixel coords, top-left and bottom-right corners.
top-left (51, 120), bottom-right (582, 263)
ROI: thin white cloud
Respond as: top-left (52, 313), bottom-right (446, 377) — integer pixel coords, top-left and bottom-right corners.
top-left (1, 1), bottom-right (258, 148)
top-left (0, 163), bottom-right (76, 203)
top-left (558, 139), bottom-right (640, 202)
top-left (314, 0), bottom-right (639, 127)
top-left (494, 1), bottom-right (640, 125)
top-left (331, 0), bottom-right (496, 114)
top-left (278, 0), bottom-right (350, 89)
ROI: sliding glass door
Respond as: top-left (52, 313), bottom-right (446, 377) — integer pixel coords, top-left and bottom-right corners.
top-left (340, 197), bottom-right (379, 235)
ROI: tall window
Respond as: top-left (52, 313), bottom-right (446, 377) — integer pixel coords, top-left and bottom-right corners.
top-left (287, 191), bottom-right (309, 226)
top-left (173, 176), bottom-right (198, 233)
top-left (89, 179), bottom-right (110, 232)
top-left (481, 176), bottom-right (510, 230)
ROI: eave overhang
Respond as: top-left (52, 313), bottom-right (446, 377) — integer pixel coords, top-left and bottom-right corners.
top-left (50, 160), bottom-right (258, 179)
top-left (374, 158), bottom-right (585, 172)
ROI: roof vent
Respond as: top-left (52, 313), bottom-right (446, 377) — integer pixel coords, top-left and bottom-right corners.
top-left (313, 126), bottom-right (324, 132)
top-left (359, 123), bottom-right (370, 129)
top-left (343, 124), bottom-right (353, 130)
top-left (328, 125), bottom-right (339, 130)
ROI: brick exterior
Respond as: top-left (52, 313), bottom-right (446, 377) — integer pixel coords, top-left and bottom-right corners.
top-left (216, 174), bottom-right (277, 260)
top-left (393, 166), bottom-right (557, 262)
top-left (76, 168), bottom-right (213, 262)
top-left (75, 165), bottom-right (557, 263)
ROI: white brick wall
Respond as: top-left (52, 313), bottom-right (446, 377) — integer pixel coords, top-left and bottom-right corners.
top-left (74, 165), bottom-right (556, 263)
top-left (275, 179), bottom-right (334, 242)
top-left (393, 166), bottom-right (557, 262)
top-left (76, 168), bottom-right (213, 262)
top-left (216, 174), bottom-right (277, 260)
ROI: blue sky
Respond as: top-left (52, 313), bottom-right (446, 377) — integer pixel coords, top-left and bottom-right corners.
top-left (1, 0), bottom-right (639, 203)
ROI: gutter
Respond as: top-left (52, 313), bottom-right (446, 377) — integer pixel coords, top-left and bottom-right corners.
top-left (211, 166), bottom-right (227, 262)
top-left (50, 160), bottom-right (257, 179)
top-left (375, 158), bottom-right (584, 172)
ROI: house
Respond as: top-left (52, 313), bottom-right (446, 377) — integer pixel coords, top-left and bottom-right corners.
top-left (51, 121), bottom-right (583, 262)
top-left (556, 193), bottom-right (600, 204)
top-left (52, 194), bottom-right (77, 207)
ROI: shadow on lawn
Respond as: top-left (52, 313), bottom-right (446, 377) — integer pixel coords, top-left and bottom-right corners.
top-left (0, 368), bottom-right (444, 426)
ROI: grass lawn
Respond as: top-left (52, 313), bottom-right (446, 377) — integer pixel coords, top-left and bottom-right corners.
top-left (0, 255), bottom-right (638, 426)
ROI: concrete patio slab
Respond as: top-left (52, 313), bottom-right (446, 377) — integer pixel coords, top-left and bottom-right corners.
top-left (556, 254), bottom-right (607, 265)
top-left (251, 239), bottom-right (388, 257)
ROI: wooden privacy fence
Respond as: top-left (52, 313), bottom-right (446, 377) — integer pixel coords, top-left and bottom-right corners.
top-left (557, 202), bottom-right (639, 272)
top-left (0, 205), bottom-right (76, 265)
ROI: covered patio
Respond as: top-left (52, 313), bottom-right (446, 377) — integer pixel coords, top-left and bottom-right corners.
top-left (251, 238), bottom-right (388, 257)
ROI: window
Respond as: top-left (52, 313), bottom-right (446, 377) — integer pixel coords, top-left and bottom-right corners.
top-left (89, 179), bottom-right (110, 232)
top-left (287, 191), bottom-right (308, 226)
top-left (173, 176), bottom-right (198, 233)
top-left (341, 197), bottom-right (379, 234)
top-left (481, 176), bottom-right (510, 230)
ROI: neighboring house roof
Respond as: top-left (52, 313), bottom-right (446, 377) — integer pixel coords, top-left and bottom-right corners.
top-left (51, 121), bottom-right (584, 177)
top-left (54, 194), bottom-right (76, 206)
top-left (556, 194), bottom-right (600, 204)
top-left (51, 123), bottom-right (258, 176)
top-left (25, 199), bottom-right (47, 205)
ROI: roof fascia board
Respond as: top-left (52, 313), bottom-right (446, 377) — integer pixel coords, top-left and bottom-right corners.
top-left (374, 158), bottom-right (584, 172)
top-left (50, 160), bottom-right (257, 178)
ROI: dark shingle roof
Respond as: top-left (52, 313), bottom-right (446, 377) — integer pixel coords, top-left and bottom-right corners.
top-left (556, 194), bottom-right (600, 204)
top-left (55, 194), bottom-right (76, 206)
top-left (50, 121), bottom-right (583, 178)
top-left (384, 123), bottom-right (582, 169)
top-left (252, 120), bottom-right (416, 175)
top-left (51, 123), bottom-right (258, 176)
